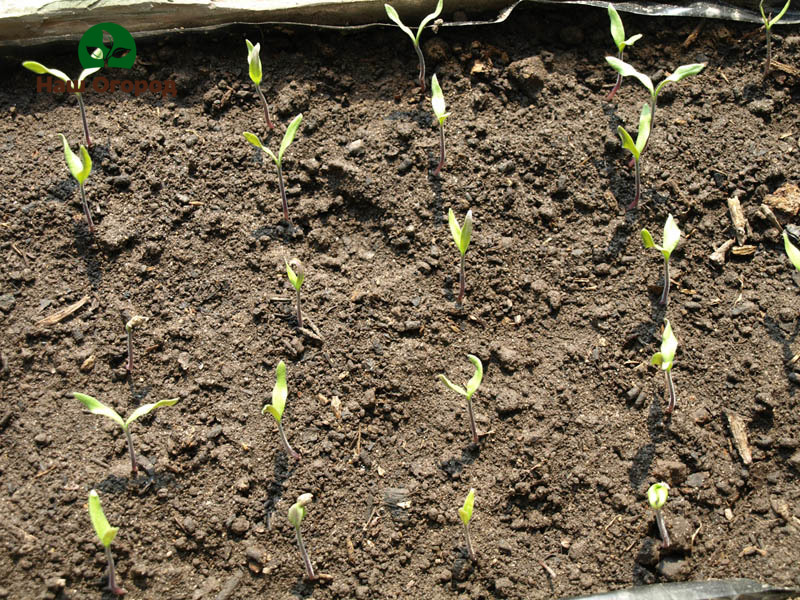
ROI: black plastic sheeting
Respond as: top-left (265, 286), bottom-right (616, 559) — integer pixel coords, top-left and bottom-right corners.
top-left (563, 579), bottom-right (799, 600)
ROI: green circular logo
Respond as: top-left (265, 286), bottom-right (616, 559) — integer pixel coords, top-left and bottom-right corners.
top-left (78, 23), bottom-right (136, 69)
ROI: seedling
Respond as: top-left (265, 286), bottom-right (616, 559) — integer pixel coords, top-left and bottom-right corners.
top-left (784, 230), bottom-right (800, 271)
top-left (458, 488), bottom-right (476, 561)
top-left (641, 214), bottom-right (681, 305)
top-left (617, 102), bottom-right (651, 210)
top-left (286, 258), bottom-right (305, 328)
top-left (244, 113), bottom-right (303, 222)
top-left (647, 482), bottom-right (671, 547)
top-left (288, 493), bottom-right (317, 580)
top-left (73, 393), bottom-right (179, 475)
top-left (88, 490), bottom-right (126, 595)
top-left (384, 0), bottom-right (443, 93)
top-left (605, 57), bottom-right (704, 142)
top-left (606, 4), bottom-right (642, 100)
top-left (431, 74), bottom-right (450, 176)
top-left (125, 315), bottom-right (148, 374)
top-left (23, 50), bottom-right (102, 147)
top-left (448, 208), bottom-right (473, 305)
top-left (760, 0), bottom-right (791, 78)
top-left (262, 360), bottom-right (301, 460)
top-left (439, 354), bottom-right (483, 444)
top-left (245, 39), bottom-right (274, 129)
top-left (59, 134), bottom-right (94, 233)
top-left (651, 319), bottom-right (678, 414)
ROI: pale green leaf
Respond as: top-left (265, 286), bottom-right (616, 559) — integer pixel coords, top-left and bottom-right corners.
top-left (22, 61), bottom-right (70, 83)
top-left (243, 131), bottom-right (263, 149)
top-left (650, 352), bottom-right (664, 368)
top-left (656, 63), bottom-right (705, 96)
top-left (465, 354), bottom-right (483, 399)
top-left (246, 39), bottom-right (262, 85)
top-left (60, 134), bottom-right (84, 182)
top-left (262, 404), bottom-right (281, 422)
top-left (635, 102), bottom-right (652, 154)
top-left (458, 488), bottom-right (475, 526)
top-left (770, 0), bottom-right (792, 27)
top-left (278, 114), bottom-right (303, 163)
top-left (761, 0), bottom-right (769, 23)
top-left (459, 210), bottom-right (473, 255)
top-left (658, 319), bottom-right (678, 371)
top-left (78, 145), bottom-right (92, 184)
top-left (448, 208), bottom-right (462, 251)
top-left (605, 56), bottom-right (654, 97)
top-left (416, 0), bottom-right (444, 43)
top-left (641, 228), bottom-right (655, 249)
top-left (608, 4), bottom-right (625, 50)
top-left (783, 231), bottom-right (800, 271)
top-left (125, 398), bottom-right (179, 428)
top-left (384, 4), bottom-right (416, 43)
top-left (271, 360), bottom-right (287, 421)
top-left (440, 374), bottom-right (467, 397)
top-left (77, 49), bottom-right (103, 85)
top-left (647, 482), bottom-right (669, 510)
top-left (89, 490), bottom-right (119, 547)
top-left (624, 33), bottom-right (643, 47)
top-left (617, 125), bottom-right (639, 161)
top-left (74, 392), bottom-right (125, 430)
top-left (286, 259), bottom-right (305, 291)
top-left (662, 214), bottom-right (681, 258)
top-left (288, 502), bottom-right (306, 529)
top-left (431, 74), bottom-right (448, 123)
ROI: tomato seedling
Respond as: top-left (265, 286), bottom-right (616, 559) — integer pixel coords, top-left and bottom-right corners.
top-left (606, 3), bottom-right (642, 100)
top-left (244, 113), bottom-right (303, 222)
top-left (617, 102), bottom-right (651, 210)
top-left (245, 39), bottom-right (274, 129)
top-left (784, 230), bottom-right (800, 272)
top-left (73, 393), bottom-right (179, 475)
top-left (59, 134), bottom-right (94, 234)
top-left (439, 354), bottom-right (483, 444)
top-left (447, 208), bottom-right (473, 305)
top-left (760, 0), bottom-right (791, 78)
top-left (642, 214), bottom-right (681, 305)
top-left (458, 488), bottom-right (476, 561)
top-left (384, 0), bottom-right (443, 93)
top-left (647, 482), bottom-right (671, 547)
top-left (262, 360), bottom-right (301, 460)
top-left (288, 493), bottom-right (317, 580)
top-left (88, 489), bottom-right (126, 595)
top-left (431, 74), bottom-right (450, 176)
top-left (651, 319), bottom-right (679, 415)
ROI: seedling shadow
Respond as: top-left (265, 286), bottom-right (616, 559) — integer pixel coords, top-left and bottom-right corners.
top-left (263, 451), bottom-right (294, 528)
top-left (440, 443), bottom-right (480, 479)
top-left (628, 389), bottom-right (667, 490)
top-left (762, 314), bottom-right (800, 399)
top-left (449, 549), bottom-right (475, 583)
top-left (290, 577), bottom-right (319, 597)
top-left (72, 220), bottom-right (102, 289)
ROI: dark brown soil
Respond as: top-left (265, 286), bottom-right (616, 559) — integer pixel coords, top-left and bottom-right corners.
top-left (2, 5), bottom-right (800, 599)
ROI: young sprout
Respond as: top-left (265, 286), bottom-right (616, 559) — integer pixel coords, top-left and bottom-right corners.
top-left (641, 214), bottom-right (681, 305)
top-left (458, 488), bottom-right (476, 561)
top-left (647, 482), bottom-right (671, 548)
top-left (286, 258), bottom-right (305, 328)
top-left (439, 354), bottom-right (483, 444)
top-left (760, 0), bottom-right (792, 78)
top-left (88, 490), bottom-right (126, 595)
top-left (651, 319), bottom-right (678, 415)
top-left (262, 360), bottom-right (301, 460)
top-left (73, 393), bottom-right (179, 476)
top-left (617, 102), bottom-right (651, 210)
top-left (244, 113), bottom-right (303, 222)
top-left (606, 4), bottom-right (643, 100)
top-left (125, 315), bottom-right (148, 374)
top-left (59, 134), bottom-right (94, 234)
top-left (384, 0), bottom-right (444, 93)
top-left (448, 208), bottom-right (473, 305)
top-left (23, 50), bottom-right (102, 147)
top-left (288, 493), bottom-right (317, 580)
top-left (605, 57), bottom-right (704, 146)
top-left (784, 230), bottom-right (800, 271)
top-left (245, 39), bottom-right (274, 129)
top-left (431, 74), bottom-right (451, 176)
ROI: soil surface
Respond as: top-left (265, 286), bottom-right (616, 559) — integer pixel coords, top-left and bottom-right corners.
top-left (2, 5), bottom-right (800, 600)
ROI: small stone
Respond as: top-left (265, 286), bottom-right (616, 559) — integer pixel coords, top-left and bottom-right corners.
top-left (497, 539), bottom-right (513, 555)
top-left (636, 537), bottom-right (660, 566)
top-left (112, 174), bottom-right (131, 190)
top-left (245, 545), bottom-right (266, 565)
top-left (235, 477), bottom-right (250, 493)
top-left (34, 433), bottom-right (50, 446)
top-left (686, 472), bottom-right (707, 488)
top-left (506, 56), bottom-right (547, 100)
top-left (594, 262), bottom-right (611, 276)
top-left (731, 301), bottom-right (757, 317)
top-left (45, 578), bottom-right (65, 591)
top-left (653, 459), bottom-right (688, 486)
top-left (229, 516), bottom-right (250, 536)
top-left (492, 344), bottom-right (519, 371)
top-left (346, 139), bottom-right (364, 156)
top-left (436, 567), bottom-right (452, 583)
top-left (657, 557), bottom-right (689, 580)
top-left (787, 450), bottom-right (800, 470)
top-left (0, 294), bottom-right (15, 313)
top-left (494, 577), bottom-right (514, 595)
top-left (547, 290), bottom-right (562, 311)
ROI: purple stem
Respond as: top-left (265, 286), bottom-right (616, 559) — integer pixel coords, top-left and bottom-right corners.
top-left (255, 84), bottom-right (275, 129)
top-left (466, 396), bottom-right (478, 444)
top-left (278, 420), bottom-right (301, 460)
top-left (606, 50), bottom-right (624, 100)
top-left (295, 527), bottom-right (317, 580)
top-left (77, 93), bottom-right (91, 147)
top-left (665, 369), bottom-right (677, 415)
top-left (415, 43), bottom-right (426, 93)
top-left (627, 158), bottom-right (641, 210)
top-left (433, 122), bottom-right (446, 176)
top-left (126, 329), bottom-right (133, 373)
top-left (295, 289), bottom-right (303, 328)
top-left (124, 428), bottom-right (138, 476)
top-left (659, 259), bottom-right (671, 305)
top-left (105, 546), bottom-right (126, 595)
top-left (463, 522), bottom-right (476, 561)
top-left (655, 510), bottom-right (671, 548)
top-left (79, 184), bottom-right (95, 234)
top-left (457, 254), bottom-right (466, 305)
top-left (276, 162), bottom-right (290, 222)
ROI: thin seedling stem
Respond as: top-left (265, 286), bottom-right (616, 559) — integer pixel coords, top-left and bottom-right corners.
top-left (463, 522), bottom-right (476, 561)
top-left (433, 122), bottom-right (446, 176)
top-left (276, 163), bottom-right (290, 222)
top-left (660, 259), bottom-right (671, 305)
top-left (295, 288), bottom-right (303, 328)
top-left (655, 510), bottom-right (671, 547)
top-left (458, 253), bottom-right (466, 305)
top-left (415, 43), bottom-right (426, 92)
top-left (77, 93), bottom-right (91, 147)
top-left (295, 527), bottom-right (317, 580)
top-left (79, 184), bottom-right (95, 234)
top-left (255, 85), bottom-right (275, 129)
top-left (124, 428), bottom-right (138, 476)
top-left (278, 421), bottom-right (301, 460)
top-left (126, 329), bottom-right (133, 373)
top-left (466, 396), bottom-right (478, 444)
top-left (105, 546), bottom-right (126, 595)
top-left (606, 50), bottom-right (624, 100)
top-left (665, 369), bottom-right (677, 414)
top-left (629, 158), bottom-right (641, 210)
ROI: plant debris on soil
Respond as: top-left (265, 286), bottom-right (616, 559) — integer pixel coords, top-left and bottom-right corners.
top-left (1, 5), bottom-right (800, 599)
